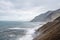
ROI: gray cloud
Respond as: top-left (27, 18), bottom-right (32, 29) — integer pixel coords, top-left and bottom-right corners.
top-left (8, 0), bottom-right (60, 9)
top-left (0, 0), bottom-right (60, 21)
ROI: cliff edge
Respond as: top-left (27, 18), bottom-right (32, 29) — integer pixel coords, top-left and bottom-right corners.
top-left (33, 16), bottom-right (60, 40)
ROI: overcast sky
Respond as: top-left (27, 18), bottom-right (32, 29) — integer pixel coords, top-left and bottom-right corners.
top-left (0, 0), bottom-right (60, 21)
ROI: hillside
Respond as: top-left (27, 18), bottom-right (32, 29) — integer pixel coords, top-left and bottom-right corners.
top-left (31, 9), bottom-right (60, 22)
top-left (33, 16), bottom-right (60, 40)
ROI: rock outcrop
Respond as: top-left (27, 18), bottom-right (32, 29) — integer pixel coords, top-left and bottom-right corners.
top-left (33, 16), bottom-right (60, 40)
top-left (31, 9), bottom-right (60, 22)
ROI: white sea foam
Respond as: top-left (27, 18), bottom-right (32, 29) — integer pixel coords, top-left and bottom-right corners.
top-left (8, 24), bottom-right (44, 40)
top-left (18, 29), bottom-right (35, 40)
top-left (15, 25), bottom-right (43, 40)
top-left (17, 35), bottom-right (33, 40)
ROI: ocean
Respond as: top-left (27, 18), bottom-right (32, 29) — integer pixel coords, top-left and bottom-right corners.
top-left (0, 21), bottom-right (45, 40)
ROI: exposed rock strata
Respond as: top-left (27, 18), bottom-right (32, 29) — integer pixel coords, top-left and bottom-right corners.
top-left (33, 16), bottom-right (60, 40)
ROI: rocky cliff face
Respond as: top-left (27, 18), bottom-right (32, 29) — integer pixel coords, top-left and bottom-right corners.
top-left (31, 9), bottom-right (60, 22)
top-left (33, 16), bottom-right (60, 40)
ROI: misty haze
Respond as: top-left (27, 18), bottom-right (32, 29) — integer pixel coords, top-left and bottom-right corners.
top-left (0, 0), bottom-right (60, 40)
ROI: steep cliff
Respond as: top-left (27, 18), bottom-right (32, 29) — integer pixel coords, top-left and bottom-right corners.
top-left (31, 9), bottom-right (60, 22)
top-left (33, 16), bottom-right (60, 40)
